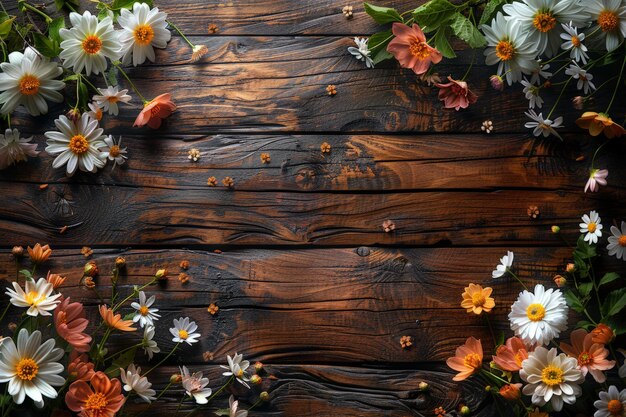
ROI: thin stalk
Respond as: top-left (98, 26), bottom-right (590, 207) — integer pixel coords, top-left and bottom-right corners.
top-left (507, 269), bottom-right (528, 291)
top-left (112, 278), bottom-right (156, 312)
top-left (137, 381), bottom-right (174, 417)
top-left (546, 77), bottom-right (571, 120)
top-left (104, 342), bottom-right (142, 362)
top-left (605, 50), bottom-right (626, 113)
top-left (167, 20), bottom-right (195, 49)
top-left (144, 343), bottom-right (180, 376)
top-left (20, 2), bottom-right (52, 23)
top-left (114, 63), bottom-right (148, 103)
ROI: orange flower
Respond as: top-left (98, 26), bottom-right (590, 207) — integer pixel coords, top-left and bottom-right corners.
top-left (446, 336), bottom-right (483, 381)
top-left (47, 272), bottom-right (66, 289)
top-left (98, 305), bottom-right (136, 332)
top-left (68, 353), bottom-right (95, 382)
top-left (591, 323), bottom-right (614, 344)
top-left (133, 93), bottom-right (176, 129)
top-left (492, 336), bottom-right (530, 372)
top-left (386, 22), bottom-right (442, 75)
top-left (499, 383), bottom-right (522, 401)
top-left (28, 243), bottom-right (52, 263)
top-left (576, 112), bottom-right (626, 138)
top-left (460, 283), bottom-right (495, 314)
top-left (560, 328), bottom-right (615, 383)
top-left (65, 371), bottom-right (125, 417)
top-left (55, 297), bottom-right (92, 352)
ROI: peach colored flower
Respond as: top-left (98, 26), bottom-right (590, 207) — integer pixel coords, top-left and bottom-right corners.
top-left (591, 323), bottom-right (615, 345)
top-left (386, 22), bottom-right (442, 75)
top-left (499, 383), bottom-right (522, 401)
top-left (492, 336), bottom-right (531, 372)
top-left (435, 76), bottom-right (478, 110)
top-left (28, 243), bottom-right (52, 263)
top-left (133, 93), bottom-right (176, 129)
top-left (47, 272), bottom-right (66, 289)
top-left (55, 297), bottom-right (92, 352)
top-left (99, 305), bottom-right (137, 332)
top-left (66, 371), bottom-right (125, 417)
top-left (460, 283), bottom-right (495, 315)
top-left (560, 328), bottom-right (615, 383)
top-left (576, 112), bottom-right (626, 138)
top-left (68, 352), bottom-right (95, 382)
top-left (446, 336), bottom-right (483, 381)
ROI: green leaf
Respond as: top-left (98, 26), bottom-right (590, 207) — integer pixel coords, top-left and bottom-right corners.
top-left (104, 346), bottom-right (137, 378)
top-left (433, 26), bottom-right (455, 59)
top-left (603, 316), bottom-right (626, 335)
top-left (449, 12), bottom-right (486, 48)
top-left (32, 32), bottom-right (60, 58)
top-left (106, 67), bottom-right (119, 86)
top-left (215, 409), bottom-right (230, 416)
top-left (479, 0), bottom-right (505, 25)
top-left (601, 288), bottom-right (626, 317)
top-left (18, 269), bottom-right (33, 279)
top-left (578, 282), bottom-right (593, 297)
top-left (412, 0), bottom-right (457, 32)
top-left (78, 81), bottom-right (89, 108)
top-left (112, 0), bottom-right (154, 10)
top-left (54, 0), bottom-right (80, 12)
top-left (564, 289), bottom-right (584, 313)
top-left (363, 3), bottom-right (403, 24)
top-left (574, 235), bottom-right (597, 259)
top-left (599, 272), bottom-right (620, 287)
top-left (368, 30), bottom-right (394, 64)
top-left (0, 17), bottom-right (15, 39)
top-left (63, 74), bottom-right (80, 82)
top-left (575, 320), bottom-right (595, 330)
top-left (48, 17), bottom-right (64, 44)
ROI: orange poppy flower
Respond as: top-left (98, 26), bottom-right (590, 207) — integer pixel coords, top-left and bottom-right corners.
top-left (446, 336), bottom-right (483, 381)
top-left (68, 353), bottom-right (95, 382)
top-left (133, 93), bottom-right (176, 129)
top-left (66, 371), bottom-right (125, 417)
top-left (576, 112), bottom-right (626, 138)
top-left (492, 336), bottom-right (530, 372)
top-left (28, 243), bottom-right (52, 263)
top-left (460, 283), bottom-right (495, 314)
top-left (591, 323), bottom-right (614, 344)
top-left (98, 305), bottom-right (136, 332)
top-left (499, 383), bottom-right (522, 401)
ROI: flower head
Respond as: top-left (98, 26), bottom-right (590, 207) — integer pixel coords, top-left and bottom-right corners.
top-left (5, 277), bottom-right (61, 316)
top-left (607, 221), bottom-right (626, 261)
top-left (585, 169), bottom-right (609, 193)
top-left (28, 243), bottom-right (52, 263)
top-left (565, 63), bottom-right (596, 94)
top-left (560, 328), bottom-right (615, 383)
top-left (131, 291), bottom-right (160, 328)
top-left (134, 93), bottom-right (176, 129)
top-left (460, 283), bottom-right (495, 315)
top-left (489, 74), bottom-right (504, 91)
top-left (54, 297), bottom-right (92, 353)
top-left (99, 135), bottom-right (128, 169)
top-left (386, 23), bottom-right (442, 75)
top-left (65, 371), bottom-right (125, 417)
top-left (191, 44), bottom-right (209, 62)
top-left (170, 317), bottom-right (201, 345)
top-left (588, 0), bottom-right (626, 51)
top-left (120, 364), bottom-right (156, 403)
top-left (435, 76), bottom-right (477, 110)
top-left (493, 336), bottom-right (531, 372)
top-left (0, 128), bottom-right (39, 169)
top-left (446, 337), bottom-right (483, 381)
top-left (580, 210), bottom-right (603, 244)
top-left (348, 37), bottom-right (374, 68)
top-left (594, 385), bottom-right (626, 417)
top-left (180, 366), bottom-right (212, 404)
top-left (576, 112), bottom-right (626, 138)
top-left (499, 383), bottom-right (522, 401)
top-left (560, 22), bottom-right (588, 64)
top-left (521, 79), bottom-right (543, 109)
top-left (47, 273), bottom-right (66, 289)
top-left (99, 305), bottom-right (137, 332)
top-left (591, 324), bottom-right (615, 345)
top-left (118, 3), bottom-right (171, 66)
top-left (220, 353), bottom-right (251, 388)
top-left (93, 86), bottom-right (132, 116)
top-left (68, 353), bottom-right (95, 382)
top-left (492, 250), bottom-right (514, 278)
top-left (142, 325), bottom-right (160, 360)
top-left (228, 395), bottom-right (249, 417)
top-left (525, 109), bottom-right (563, 140)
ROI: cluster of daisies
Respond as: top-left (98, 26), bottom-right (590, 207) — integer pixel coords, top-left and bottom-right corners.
top-left (447, 211), bottom-right (626, 416)
top-left (0, 1), bottom-right (207, 175)
top-left (0, 245), bottom-right (267, 416)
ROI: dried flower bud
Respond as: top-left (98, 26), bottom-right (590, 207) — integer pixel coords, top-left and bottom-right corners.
top-left (551, 225), bottom-right (560, 233)
top-left (499, 384), bottom-right (521, 401)
top-left (155, 268), bottom-right (167, 280)
top-left (259, 391), bottom-right (270, 401)
top-left (382, 219), bottom-right (396, 233)
top-left (418, 381), bottom-right (429, 392)
top-left (566, 263), bottom-right (576, 273)
top-left (12, 246), bottom-right (24, 257)
top-left (178, 272), bottom-right (189, 283)
top-left (434, 407), bottom-right (446, 416)
top-left (202, 351), bottom-right (213, 362)
top-left (320, 141), bottom-right (331, 153)
top-left (180, 260), bottom-right (190, 270)
top-left (115, 257), bottom-right (126, 268)
top-left (81, 246), bottom-right (93, 257)
top-left (84, 261), bottom-right (99, 277)
top-left (489, 75), bottom-right (504, 91)
top-left (591, 323), bottom-right (614, 344)
top-left (572, 96), bottom-right (584, 110)
top-left (66, 108), bottom-right (81, 123)
top-left (83, 277), bottom-right (96, 289)
top-left (460, 405), bottom-right (471, 415)
top-left (8, 322), bottom-right (17, 331)
top-left (207, 303), bottom-right (219, 315)
top-left (207, 176), bottom-right (218, 187)
top-left (553, 275), bottom-right (567, 287)
top-left (254, 361), bottom-right (264, 372)
top-left (250, 374), bottom-right (262, 385)
top-left (170, 374), bottom-right (182, 384)
top-left (484, 385), bottom-right (491, 392)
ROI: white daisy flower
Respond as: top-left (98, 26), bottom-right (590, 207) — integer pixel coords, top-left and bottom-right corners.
top-left (348, 37), bottom-right (374, 68)
top-left (99, 135), bottom-right (128, 169)
top-left (619, 349), bottom-right (626, 378)
top-left (607, 221), bottom-right (626, 261)
top-left (44, 113), bottom-right (107, 176)
top-left (502, 0), bottom-right (588, 57)
top-left (228, 395), bottom-right (249, 417)
top-left (530, 62), bottom-right (552, 84)
top-left (5, 277), bottom-right (61, 317)
top-left (492, 250), bottom-right (514, 278)
top-left (585, 168), bottom-right (609, 193)
top-left (0, 47), bottom-right (64, 116)
top-left (594, 385), bottom-right (626, 417)
top-left (92, 85), bottom-right (131, 116)
top-left (180, 365), bottom-right (212, 404)
top-left (169, 317), bottom-right (200, 345)
top-left (118, 3), bottom-right (171, 66)
top-left (588, 0), bottom-right (626, 52)
top-left (580, 210), bottom-right (603, 244)
top-left (509, 284), bottom-right (568, 346)
top-left (565, 63), bottom-right (596, 94)
top-left (524, 109), bottom-right (563, 140)
top-left (220, 353), bottom-right (251, 388)
top-left (522, 79), bottom-right (544, 109)
top-left (142, 325), bottom-right (160, 360)
top-left (59, 11), bottom-right (120, 75)
top-left (560, 23), bottom-right (589, 64)
top-left (131, 291), bottom-right (160, 328)
top-left (520, 346), bottom-right (583, 411)
top-left (482, 12), bottom-right (537, 85)
top-left (86, 102), bottom-right (102, 122)
top-left (120, 364), bottom-right (156, 403)
top-left (0, 128), bottom-right (39, 169)
top-left (0, 329), bottom-right (65, 406)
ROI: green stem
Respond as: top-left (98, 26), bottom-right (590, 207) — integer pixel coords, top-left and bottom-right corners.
top-left (590, 141), bottom-right (609, 170)
top-left (95, 327), bottom-right (112, 369)
top-left (79, 74), bottom-right (100, 94)
top-left (605, 50), bottom-right (626, 113)
top-left (167, 20), bottom-right (195, 49)
top-left (144, 343), bottom-right (180, 376)
top-left (0, 302), bottom-right (11, 325)
top-left (546, 77), bottom-right (571, 120)
top-left (175, 395), bottom-right (187, 416)
top-left (112, 278), bottom-right (156, 312)
top-left (20, 2), bottom-right (52, 23)
top-left (205, 376), bottom-right (233, 402)
top-left (104, 342), bottom-right (142, 362)
top-left (461, 47), bottom-right (476, 81)
top-left (114, 63), bottom-right (148, 103)
top-left (137, 381), bottom-right (174, 417)
top-left (507, 269), bottom-right (528, 291)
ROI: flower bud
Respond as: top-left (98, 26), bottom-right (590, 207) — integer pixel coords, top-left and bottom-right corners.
top-left (460, 405), bottom-right (471, 415)
top-left (418, 381), bottom-right (429, 392)
top-left (66, 108), bottom-right (81, 123)
top-left (84, 261), bottom-right (98, 277)
top-left (551, 225), bottom-right (560, 233)
top-left (566, 263), bottom-right (576, 273)
top-left (489, 75), bottom-right (504, 91)
top-left (47, 273), bottom-right (66, 289)
top-left (250, 374), bottom-right (262, 385)
top-left (499, 384), bottom-right (521, 401)
top-left (254, 361), bottom-right (264, 372)
top-left (11, 246), bottom-right (24, 257)
top-left (572, 96), bottom-right (584, 110)
top-left (591, 323), bottom-right (614, 344)
top-left (115, 257), bottom-right (126, 268)
top-left (259, 391), bottom-right (269, 401)
top-left (170, 374), bottom-right (182, 384)
top-left (8, 322), bottom-right (17, 331)
top-left (155, 268), bottom-right (167, 280)
top-left (553, 275), bottom-right (567, 287)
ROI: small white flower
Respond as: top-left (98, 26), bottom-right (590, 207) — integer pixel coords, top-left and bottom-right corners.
top-left (618, 349), bottom-right (626, 378)
top-left (481, 120), bottom-right (493, 133)
top-left (0, 128), bottom-right (39, 169)
top-left (579, 210), bottom-right (603, 244)
top-left (607, 220), bottom-right (626, 261)
top-left (565, 63), bottom-right (596, 94)
top-left (587, 0), bottom-right (626, 52)
top-left (524, 109), bottom-right (563, 140)
top-left (228, 395), bottom-right (249, 417)
top-left (509, 284), bottom-right (568, 346)
top-left (347, 37), bottom-right (374, 68)
top-left (142, 325), bottom-right (160, 360)
top-left (93, 86), bottom-right (132, 116)
top-left (169, 317), bottom-right (200, 345)
top-left (530, 62), bottom-right (552, 85)
top-left (585, 169), bottom-right (609, 193)
top-left (180, 365), bottom-right (212, 404)
top-left (99, 135), bottom-right (128, 169)
top-left (131, 291), bottom-right (160, 328)
top-left (5, 277), bottom-right (61, 316)
top-left (492, 251), bottom-right (514, 278)
top-left (220, 353), bottom-right (251, 388)
top-left (86, 102), bottom-right (102, 122)
top-left (560, 23), bottom-right (588, 64)
top-left (594, 385), bottom-right (626, 417)
top-left (120, 364), bottom-right (156, 403)
top-left (521, 79), bottom-right (544, 109)
top-left (118, 3), bottom-right (171, 66)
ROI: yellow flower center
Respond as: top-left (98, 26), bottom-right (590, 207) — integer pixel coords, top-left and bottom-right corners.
top-left (236, 368), bottom-right (244, 377)
top-left (619, 235), bottom-right (626, 247)
top-left (91, 108), bottom-right (102, 121)
top-left (471, 292), bottom-right (486, 307)
top-left (18, 75), bottom-right (40, 96)
top-left (69, 135), bottom-right (89, 155)
top-left (85, 392), bottom-right (108, 411)
top-left (108, 145), bottom-right (121, 158)
top-left (16, 358), bottom-right (39, 381)
top-left (607, 399), bottom-right (623, 414)
top-left (24, 291), bottom-right (44, 306)
top-left (408, 39), bottom-right (431, 59)
top-left (587, 222), bottom-right (597, 233)
top-left (526, 303), bottom-right (546, 322)
top-left (139, 305), bottom-right (149, 316)
top-left (514, 352), bottom-right (525, 367)
top-left (541, 365), bottom-right (564, 386)
top-left (178, 329), bottom-right (189, 339)
top-left (598, 10), bottom-right (619, 32)
top-left (463, 353), bottom-right (482, 370)
top-left (571, 35), bottom-right (581, 47)
top-left (495, 40), bottom-right (515, 61)
top-left (578, 351), bottom-right (593, 366)
top-left (134, 24), bottom-right (155, 46)
top-left (533, 11), bottom-right (557, 32)
top-left (107, 96), bottom-right (119, 103)
top-left (82, 35), bottom-right (102, 54)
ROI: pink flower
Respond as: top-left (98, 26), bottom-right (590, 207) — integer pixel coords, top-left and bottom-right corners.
top-left (585, 168), bottom-right (608, 193)
top-left (435, 76), bottom-right (478, 110)
top-left (560, 328), bottom-right (615, 383)
top-left (386, 23), bottom-right (442, 75)
top-left (492, 336), bottom-right (530, 372)
top-left (54, 297), bottom-right (92, 352)
top-left (489, 75), bottom-right (504, 91)
top-left (133, 93), bottom-right (176, 129)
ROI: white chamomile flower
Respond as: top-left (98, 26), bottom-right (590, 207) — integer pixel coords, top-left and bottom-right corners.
top-left (131, 291), bottom-right (160, 328)
top-left (509, 284), bottom-right (568, 346)
top-left (93, 86), bottom-right (132, 116)
top-left (180, 366), bottom-right (212, 404)
top-left (0, 329), bottom-right (65, 406)
top-left (59, 11), bottom-right (120, 76)
top-left (502, 0), bottom-right (588, 57)
top-left (5, 277), bottom-right (61, 316)
top-left (482, 12), bottom-right (537, 85)
top-left (588, 0), bottom-right (626, 52)
top-left (220, 353), bottom-right (251, 388)
top-left (99, 135), bottom-right (128, 169)
top-left (348, 37), bottom-right (374, 68)
top-left (228, 395), bottom-right (249, 417)
top-left (142, 325), bottom-right (160, 360)
top-left (579, 210), bottom-right (603, 244)
top-left (530, 62), bottom-right (552, 84)
top-left (607, 221), bottom-right (626, 261)
top-left (45, 113), bottom-right (107, 176)
top-left (86, 102), bottom-right (102, 122)
top-left (619, 349), bottom-right (626, 378)
top-left (565, 63), bottom-right (596, 94)
top-left (524, 109), bottom-right (563, 140)
top-left (118, 3), bottom-right (171, 66)
top-left (492, 250), bottom-right (514, 278)
top-left (0, 47), bottom-right (64, 116)
top-left (594, 385), bottom-right (626, 417)
top-left (522, 79), bottom-right (544, 109)
top-left (520, 346), bottom-right (583, 411)
top-left (170, 317), bottom-right (200, 345)
top-left (0, 128), bottom-right (39, 169)
top-left (560, 23), bottom-right (589, 64)
top-left (120, 364), bottom-right (156, 403)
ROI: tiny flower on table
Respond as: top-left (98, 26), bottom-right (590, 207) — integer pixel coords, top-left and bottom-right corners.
top-left (132, 291), bottom-right (161, 328)
top-left (446, 337), bottom-right (483, 381)
top-left (348, 37), bottom-right (374, 68)
top-left (435, 76), bottom-right (477, 110)
top-left (100, 136), bottom-right (128, 169)
top-left (585, 169), bottom-right (609, 193)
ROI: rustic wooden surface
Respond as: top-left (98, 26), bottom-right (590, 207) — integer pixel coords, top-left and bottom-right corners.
top-left (1, 1), bottom-right (625, 416)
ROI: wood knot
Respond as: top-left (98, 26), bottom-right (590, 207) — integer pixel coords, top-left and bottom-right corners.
top-left (355, 247), bottom-right (370, 257)
top-left (294, 168), bottom-right (317, 190)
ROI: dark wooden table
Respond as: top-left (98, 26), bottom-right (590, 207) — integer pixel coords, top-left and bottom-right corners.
top-left (1, 1), bottom-right (625, 416)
